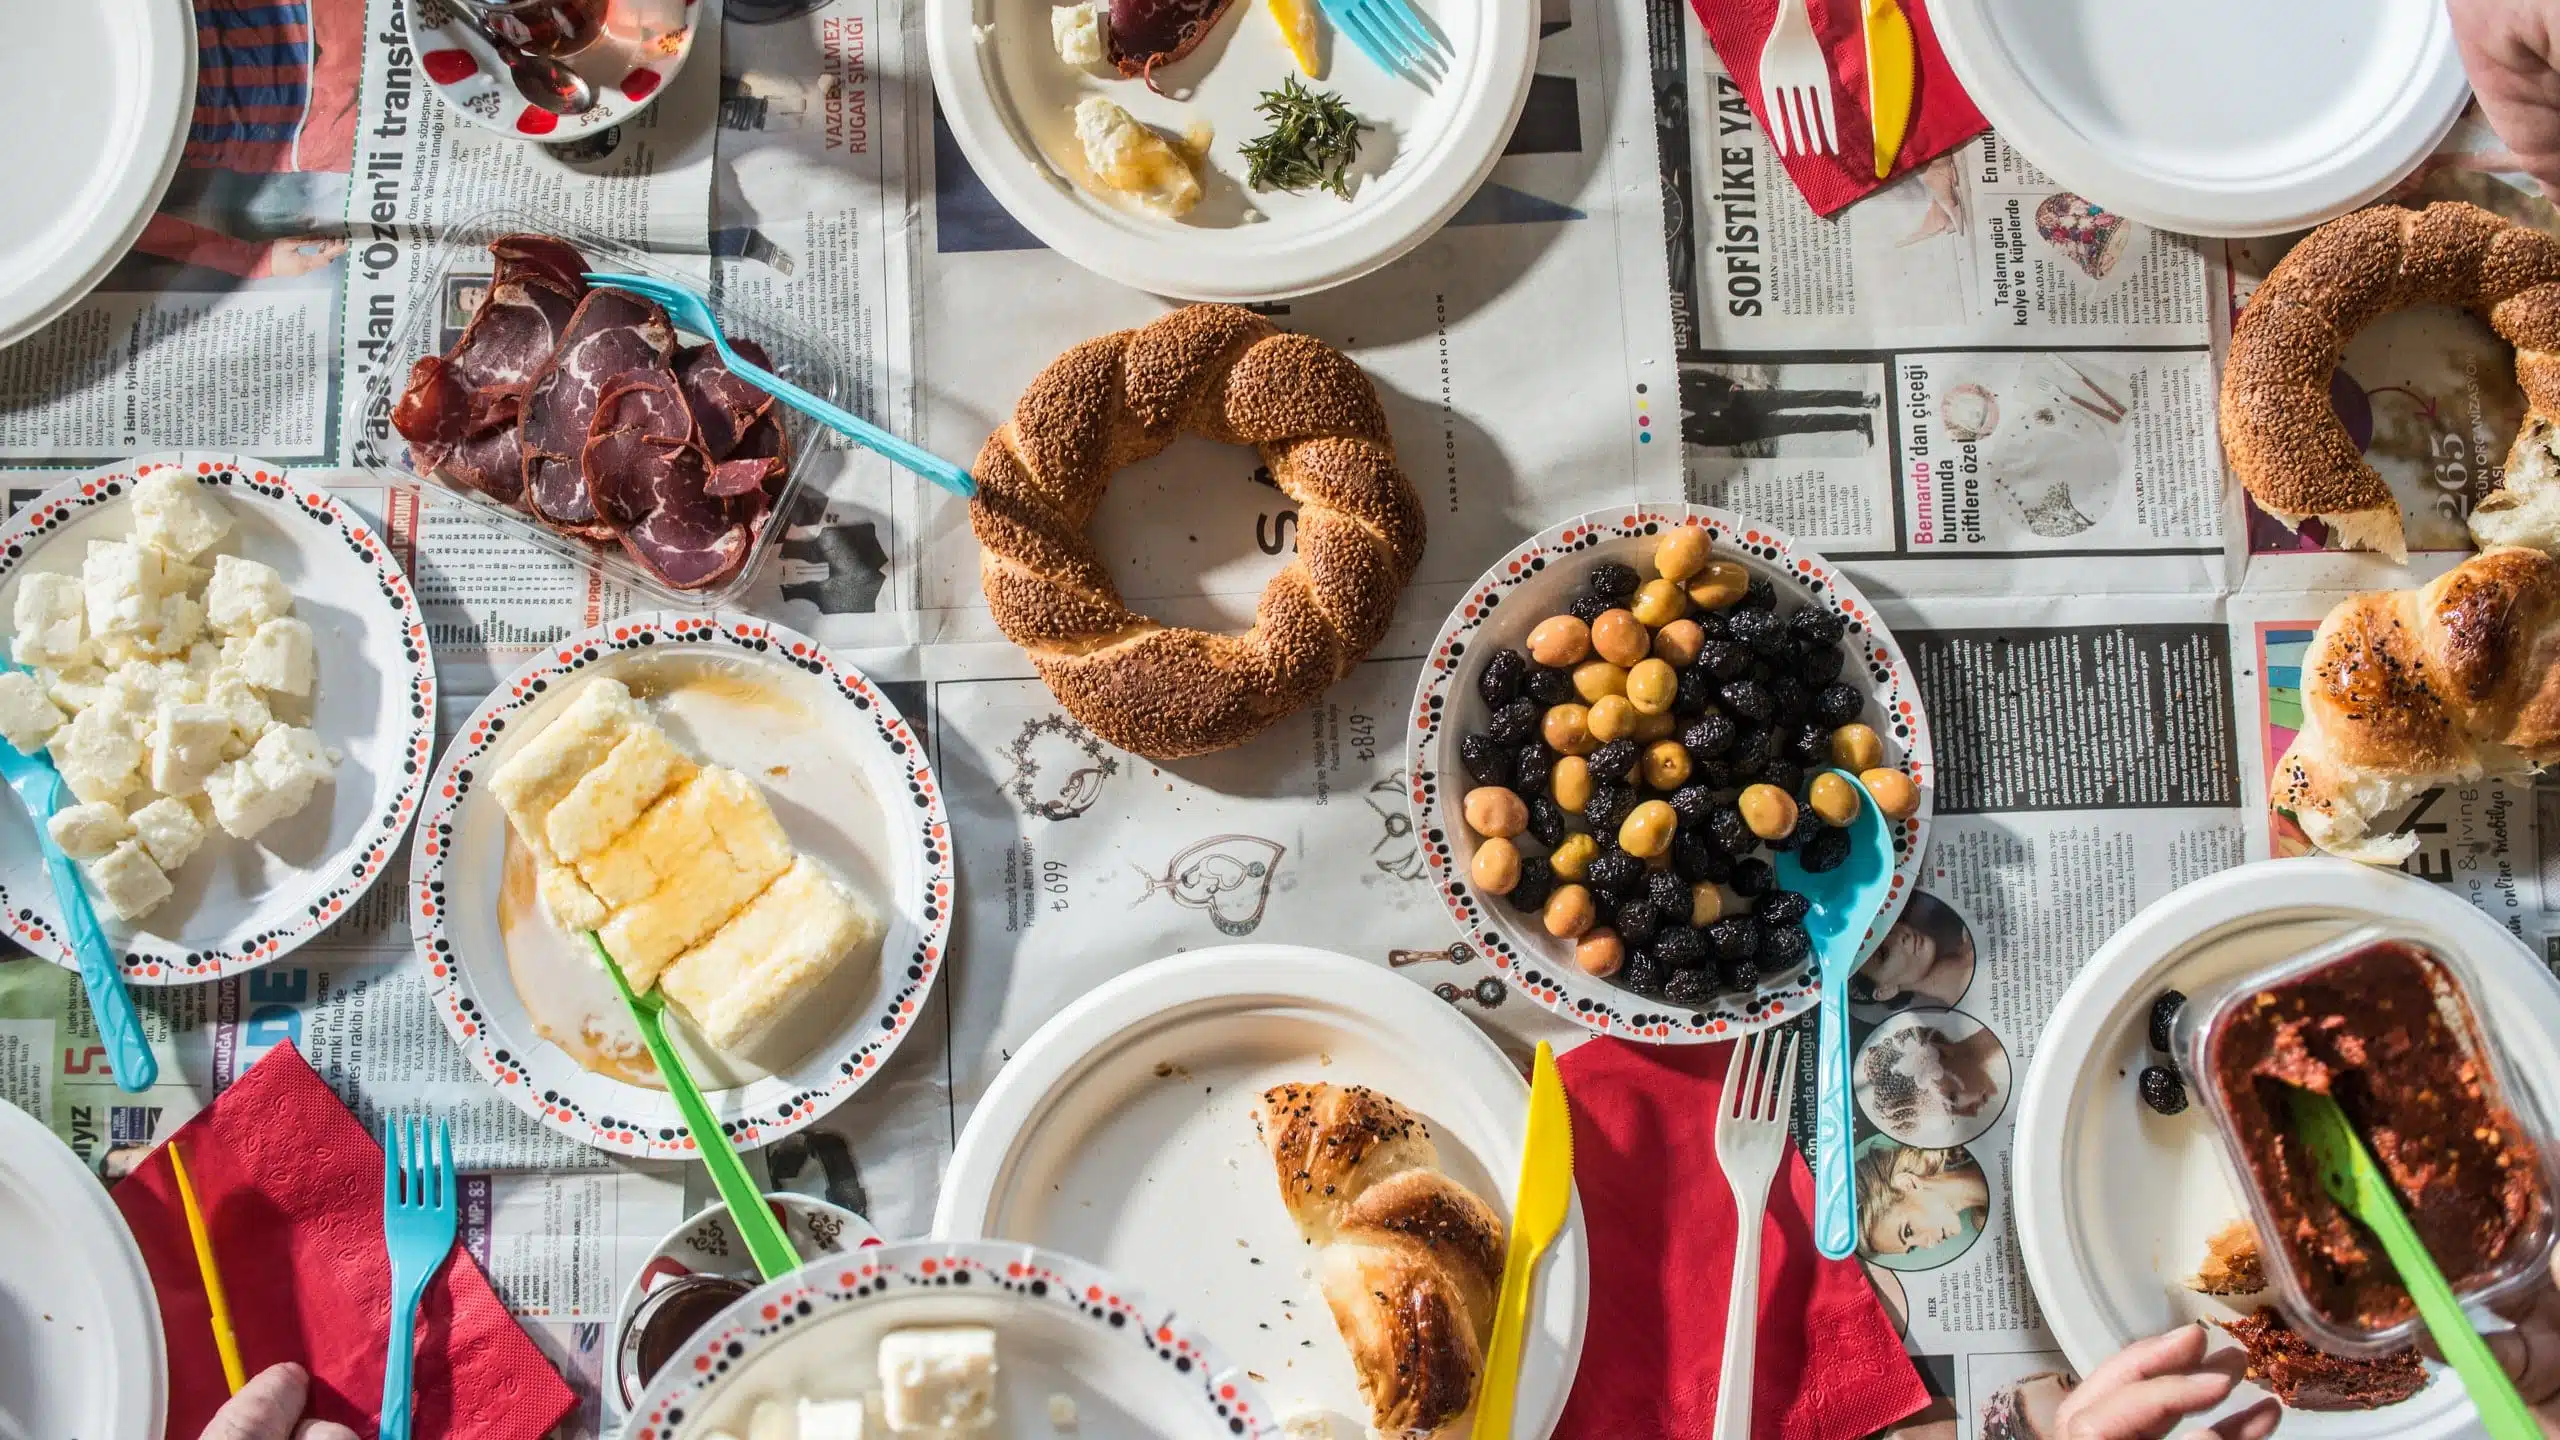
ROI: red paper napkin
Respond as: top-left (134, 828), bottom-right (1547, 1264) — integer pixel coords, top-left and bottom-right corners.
top-left (1554, 1036), bottom-right (1929, 1440)
top-left (111, 1044), bottom-right (576, 1440)
top-left (1687, 0), bottom-right (1988, 218)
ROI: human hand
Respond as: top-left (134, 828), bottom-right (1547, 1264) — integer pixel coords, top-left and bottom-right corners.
top-left (198, 1363), bottom-right (360, 1440)
top-left (2049, 1325), bottom-right (2279, 1440)
top-left (2450, 0), bottom-right (2560, 199)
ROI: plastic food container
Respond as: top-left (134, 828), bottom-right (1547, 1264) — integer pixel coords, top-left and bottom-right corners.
top-left (2174, 922), bottom-right (2560, 1356)
top-left (355, 208), bottom-right (848, 609)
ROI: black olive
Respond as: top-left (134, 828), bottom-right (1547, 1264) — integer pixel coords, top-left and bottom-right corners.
top-left (1614, 898), bottom-right (1662, 945)
top-left (1587, 739), bottom-right (1641, 784)
top-left (1477, 648), bottom-right (1528, 708)
top-left (1767, 674), bottom-right (1809, 720)
top-left (1526, 665), bottom-right (1576, 705)
top-left (1618, 951), bottom-right (1668, 996)
top-left (1654, 926), bottom-right (1709, 970)
top-left (1696, 638), bottom-right (1751, 680)
top-left (1788, 722), bottom-right (1832, 763)
top-left (1814, 683), bottom-right (1864, 725)
top-left (1718, 679), bottom-right (1774, 722)
top-left (1527, 795), bottom-right (1569, 847)
top-left (1647, 868), bottom-right (1691, 915)
top-left (1730, 857), bottom-right (1774, 896)
top-left (1757, 758), bottom-right (1805, 797)
top-left (1756, 889), bottom-right (1811, 925)
top-left (1730, 726), bottom-right (1779, 773)
top-left (1741, 575), bottom-right (1778, 611)
top-left (1689, 755), bottom-right (1735, 791)
top-left (1720, 957), bottom-right (1763, 994)
top-left (1459, 733), bottom-right (1512, 787)
top-left (1668, 784), bottom-right (1716, 825)
top-left (1665, 967), bottom-right (1720, 1006)
top-left (1584, 782), bottom-right (1639, 834)
top-left (1759, 922), bottom-right (1811, 970)
top-left (1707, 806), bottom-right (1756, 857)
top-left (1797, 645), bottom-right (1847, 686)
top-left (1708, 917), bottom-right (1760, 961)
top-left (1674, 830), bottom-right (1733, 882)
top-left (1513, 741), bottom-right (1556, 794)
top-left (1584, 849), bottom-right (1646, 896)
top-left (1588, 561), bottom-right (1641, 601)
top-left (1800, 826), bottom-right (1853, 873)
top-left (1681, 712), bottom-right (1737, 760)
top-left (1486, 696), bottom-right (1540, 744)
top-left (1569, 592), bottom-right (1611, 623)
top-left (1790, 608), bottom-right (1845, 645)
top-left (1727, 607), bottom-right (1788, 656)
top-left (1674, 664), bottom-right (1718, 714)
top-left (1691, 608), bottom-right (1732, 641)
top-left (1507, 855), bottom-right (1556, 912)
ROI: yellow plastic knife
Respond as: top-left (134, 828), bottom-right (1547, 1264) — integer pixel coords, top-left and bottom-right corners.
top-left (169, 1141), bottom-right (248, 1394)
top-left (1864, 0), bottom-right (1916, 179)
top-left (1471, 1041), bottom-right (1574, 1440)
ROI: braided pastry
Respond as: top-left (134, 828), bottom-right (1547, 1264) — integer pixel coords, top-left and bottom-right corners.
top-left (2222, 201), bottom-right (2560, 561)
top-left (1253, 1081), bottom-right (1505, 1438)
top-left (971, 305), bottom-right (1425, 758)
top-left (2273, 546), bottom-right (2560, 861)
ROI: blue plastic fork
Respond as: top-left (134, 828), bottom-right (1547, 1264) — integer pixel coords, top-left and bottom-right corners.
top-left (1773, 769), bottom-right (1896, 1262)
top-left (579, 271), bottom-right (977, 500)
top-left (0, 662), bottom-right (154, 1091)
top-left (1317, 0), bottom-right (1447, 84)
top-left (379, 1115), bottom-right (458, 1440)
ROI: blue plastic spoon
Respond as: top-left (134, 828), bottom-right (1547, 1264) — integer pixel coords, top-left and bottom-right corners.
top-left (579, 271), bottom-right (977, 500)
top-left (0, 663), bottom-right (155, 1091)
top-left (1774, 769), bottom-right (1895, 1260)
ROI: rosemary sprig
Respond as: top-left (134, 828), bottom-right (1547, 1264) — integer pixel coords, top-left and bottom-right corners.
top-left (1240, 76), bottom-right (1369, 198)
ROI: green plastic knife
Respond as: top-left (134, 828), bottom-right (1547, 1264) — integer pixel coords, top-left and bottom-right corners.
top-left (588, 931), bottom-right (799, 1281)
top-left (2286, 1086), bottom-right (2538, 1440)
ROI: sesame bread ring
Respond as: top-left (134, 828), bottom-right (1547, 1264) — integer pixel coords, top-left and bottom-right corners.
top-left (971, 305), bottom-right (1426, 759)
top-left (2221, 201), bottom-right (2560, 562)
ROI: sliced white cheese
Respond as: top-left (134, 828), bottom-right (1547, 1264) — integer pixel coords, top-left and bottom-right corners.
top-left (877, 1326), bottom-right (997, 1433)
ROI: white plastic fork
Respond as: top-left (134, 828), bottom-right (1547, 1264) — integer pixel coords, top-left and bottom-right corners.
top-left (1756, 0), bottom-right (1838, 156)
top-left (1712, 1027), bottom-right (1801, 1440)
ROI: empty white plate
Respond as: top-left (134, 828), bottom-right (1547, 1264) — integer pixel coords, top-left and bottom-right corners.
top-left (1932, 0), bottom-right (2469, 236)
top-left (0, 0), bottom-right (193, 345)
top-left (937, 945), bottom-right (1587, 1438)
top-left (0, 1097), bottom-right (164, 1440)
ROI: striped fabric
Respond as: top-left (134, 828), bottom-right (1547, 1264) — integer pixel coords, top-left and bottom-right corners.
top-left (186, 0), bottom-right (358, 174)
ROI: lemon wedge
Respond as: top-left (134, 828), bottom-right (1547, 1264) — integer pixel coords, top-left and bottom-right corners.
top-left (1268, 0), bottom-right (1322, 76)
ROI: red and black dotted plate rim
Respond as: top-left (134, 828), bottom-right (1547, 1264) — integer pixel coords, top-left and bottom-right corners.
top-left (624, 1240), bottom-right (1279, 1439)
top-left (410, 610), bottom-right (955, 1159)
top-left (0, 452), bottom-right (437, 984)
top-left (1407, 503), bottom-right (1936, 1044)
top-left (415, 0), bottom-right (699, 142)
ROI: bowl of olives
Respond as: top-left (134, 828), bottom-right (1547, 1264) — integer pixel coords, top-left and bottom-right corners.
top-left (1408, 505), bottom-right (1934, 1042)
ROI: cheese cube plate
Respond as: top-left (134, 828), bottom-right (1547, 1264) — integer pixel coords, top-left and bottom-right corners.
top-left (0, 454), bottom-right (434, 981)
top-left (627, 1240), bottom-right (1275, 1439)
top-left (414, 613), bottom-right (952, 1159)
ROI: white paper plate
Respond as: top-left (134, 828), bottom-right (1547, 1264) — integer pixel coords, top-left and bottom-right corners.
top-left (1932, 0), bottom-right (2469, 236)
top-left (926, 0), bottom-right (1538, 300)
top-left (1409, 505), bottom-right (1934, 1043)
top-left (0, 1097), bottom-right (164, 1440)
top-left (0, 0), bottom-right (192, 346)
top-left (612, 1193), bottom-right (884, 1411)
top-left (936, 945), bottom-right (1588, 1438)
top-left (0, 454), bottom-right (436, 983)
top-left (2013, 859), bottom-right (2560, 1438)
top-left (626, 1239), bottom-right (1280, 1438)
top-left (417, 0), bottom-right (701, 142)
top-left (413, 613), bottom-right (953, 1158)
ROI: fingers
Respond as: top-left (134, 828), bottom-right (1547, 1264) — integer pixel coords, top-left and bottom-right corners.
top-left (293, 1422), bottom-right (362, 1440)
top-left (2060, 1368), bottom-right (2242, 1440)
top-left (2176, 1396), bottom-right (2281, 1440)
top-left (2072, 1323), bottom-right (2211, 1393)
top-left (198, 1364), bottom-right (311, 1440)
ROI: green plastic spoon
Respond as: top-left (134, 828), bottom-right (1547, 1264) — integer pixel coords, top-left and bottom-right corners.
top-left (2286, 1086), bottom-right (2538, 1440)
top-left (587, 932), bottom-right (799, 1281)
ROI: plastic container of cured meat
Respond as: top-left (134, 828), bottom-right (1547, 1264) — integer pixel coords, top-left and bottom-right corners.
top-left (358, 209), bottom-right (852, 608)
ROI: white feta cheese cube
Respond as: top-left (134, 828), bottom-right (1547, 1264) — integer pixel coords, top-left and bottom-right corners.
top-left (10, 572), bottom-right (88, 668)
top-left (206, 555), bottom-right (290, 637)
top-left (1051, 1), bottom-right (1107, 63)
top-left (746, 1402), bottom-right (796, 1440)
top-left (81, 540), bottom-right (173, 639)
top-left (85, 840), bottom-right (172, 920)
top-left (878, 1327), bottom-right (997, 1433)
top-left (1046, 1393), bottom-right (1077, 1429)
top-left (0, 670), bottom-right (65, 753)
top-left (46, 801), bottom-right (131, 860)
top-left (150, 702), bottom-right (234, 797)
top-left (797, 1398), bottom-right (867, 1440)
top-left (206, 671), bottom-right (270, 742)
top-left (237, 617), bottom-right (314, 696)
top-left (142, 593), bottom-right (205, 656)
top-left (204, 757), bottom-right (294, 839)
top-left (40, 664), bottom-right (107, 714)
top-left (131, 470), bottom-right (234, 561)
top-left (129, 795), bottom-right (206, 870)
top-left (47, 705), bottom-right (140, 805)
top-left (251, 724), bottom-right (334, 797)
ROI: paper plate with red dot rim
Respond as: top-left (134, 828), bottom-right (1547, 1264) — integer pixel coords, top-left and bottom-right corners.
top-left (0, 453), bottom-right (435, 984)
top-left (415, 0), bottom-right (699, 143)
top-left (411, 611), bottom-right (954, 1159)
top-left (1409, 504), bottom-right (1935, 1043)
top-left (625, 1239), bottom-right (1278, 1438)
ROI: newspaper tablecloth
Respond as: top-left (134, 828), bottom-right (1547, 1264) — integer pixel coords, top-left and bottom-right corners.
top-left (0, 0), bottom-right (2547, 1434)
